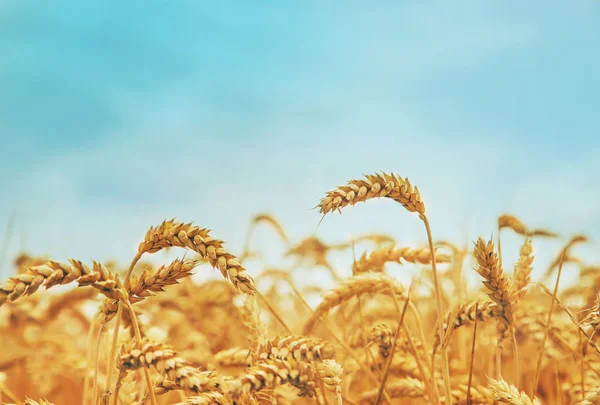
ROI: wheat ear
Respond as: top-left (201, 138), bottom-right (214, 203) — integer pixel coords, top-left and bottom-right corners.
top-left (513, 238), bottom-right (534, 300)
top-left (118, 339), bottom-right (222, 394)
top-left (352, 245), bottom-right (450, 274)
top-left (135, 219), bottom-right (255, 294)
top-left (498, 214), bottom-right (557, 238)
top-left (489, 378), bottom-right (539, 405)
top-left (474, 238), bottom-right (515, 379)
top-left (0, 259), bottom-right (124, 306)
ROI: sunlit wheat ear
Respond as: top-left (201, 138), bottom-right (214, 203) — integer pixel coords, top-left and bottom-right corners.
top-left (498, 214), bottom-right (558, 237)
top-left (0, 259), bottom-right (91, 305)
top-left (136, 219), bottom-right (255, 294)
top-left (489, 378), bottom-right (539, 405)
top-left (473, 237), bottom-right (519, 384)
top-left (257, 335), bottom-right (336, 364)
top-left (368, 324), bottom-right (394, 357)
top-left (226, 358), bottom-right (321, 400)
top-left (127, 258), bottom-right (199, 304)
top-left (352, 245), bottom-right (451, 274)
top-left (513, 237), bottom-right (534, 300)
top-left (0, 259), bottom-right (125, 306)
top-left (317, 172), bottom-right (425, 218)
top-left (580, 293), bottom-right (600, 332)
top-left (118, 339), bottom-right (222, 394)
top-left (473, 238), bottom-right (515, 336)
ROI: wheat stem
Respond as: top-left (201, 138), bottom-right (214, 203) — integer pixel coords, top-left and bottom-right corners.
top-left (422, 216), bottom-right (452, 405)
top-left (92, 322), bottom-right (105, 405)
top-left (467, 302), bottom-right (479, 405)
top-left (123, 300), bottom-right (158, 405)
top-left (512, 330), bottom-right (520, 389)
top-left (257, 291), bottom-right (292, 334)
top-left (83, 313), bottom-right (99, 405)
top-left (374, 284), bottom-right (412, 405)
top-left (104, 303), bottom-right (122, 400)
top-left (531, 250), bottom-right (566, 397)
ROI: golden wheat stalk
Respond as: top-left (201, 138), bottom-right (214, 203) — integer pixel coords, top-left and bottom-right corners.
top-left (127, 259), bottom-right (199, 303)
top-left (317, 172), bottom-right (425, 216)
top-left (316, 360), bottom-right (343, 405)
top-left (532, 234), bottom-right (588, 397)
top-left (318, 171), bottom-right (452, 405)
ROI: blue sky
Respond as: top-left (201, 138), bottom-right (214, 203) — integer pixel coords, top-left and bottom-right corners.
top-left (1, 2), bottom-right (599, 283)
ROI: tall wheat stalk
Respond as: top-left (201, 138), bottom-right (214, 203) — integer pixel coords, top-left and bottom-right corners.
top-left (317, 172), bottom-right (452, 405)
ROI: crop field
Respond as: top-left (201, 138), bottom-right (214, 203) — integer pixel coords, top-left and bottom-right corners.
top-left (0, 172), bottom-right (596, 405)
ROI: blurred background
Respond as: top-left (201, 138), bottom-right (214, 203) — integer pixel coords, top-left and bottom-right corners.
top-left (1, 2), bottom-right (599, 285)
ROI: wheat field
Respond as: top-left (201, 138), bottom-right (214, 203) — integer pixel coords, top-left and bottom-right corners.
top-left (0, 172), bottom-right (597, 405)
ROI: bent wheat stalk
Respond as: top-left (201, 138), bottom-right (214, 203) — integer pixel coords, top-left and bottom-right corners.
top-left (106, 220), bottom-right (255, 405)
top-left (317, 171), bottom-right (452, 405)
